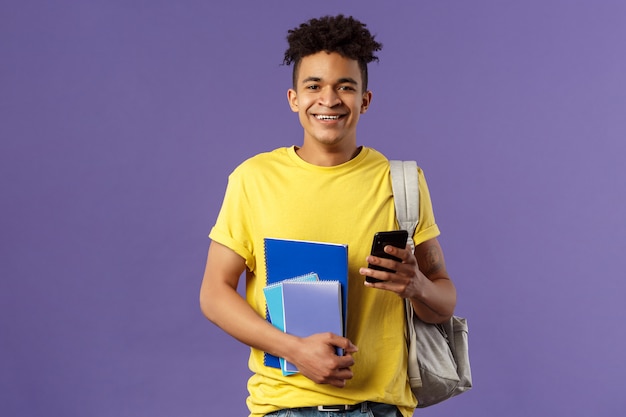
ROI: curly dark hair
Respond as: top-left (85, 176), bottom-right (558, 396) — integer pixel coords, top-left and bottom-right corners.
top-left (283, 15), bottom-right (383, 91)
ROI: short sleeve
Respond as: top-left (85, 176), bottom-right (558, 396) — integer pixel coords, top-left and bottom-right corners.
top-left (209, 167), bottom-right (256, 272)
top-left (413, 167), bottom-right (441, 246)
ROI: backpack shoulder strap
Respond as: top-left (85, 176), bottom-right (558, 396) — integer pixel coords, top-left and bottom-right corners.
top-left (389, 160), bottom-right (419, 251)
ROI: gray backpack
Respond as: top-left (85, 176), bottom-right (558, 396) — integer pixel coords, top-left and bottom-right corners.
top-left (390, 160), bottom-right (473, 408)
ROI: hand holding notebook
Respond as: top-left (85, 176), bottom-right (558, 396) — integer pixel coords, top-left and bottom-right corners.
top-left (280, 280), bottom-right (344, 374)
top-left (263, 238), bottom-right (349, 370)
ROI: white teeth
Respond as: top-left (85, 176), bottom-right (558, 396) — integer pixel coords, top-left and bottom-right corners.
top-left (316, 115), bottom-right (340, 120)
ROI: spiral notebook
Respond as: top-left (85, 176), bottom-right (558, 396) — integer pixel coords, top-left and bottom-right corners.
top-left (281, 280), bottom-right (344, 374)
top-left (263, 272), bottom-right (319, 329)
top-left (263, 237), bottom-right (348, 369)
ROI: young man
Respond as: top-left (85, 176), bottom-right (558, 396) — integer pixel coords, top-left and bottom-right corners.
top-left (200, 15), bottom-right (456, 417)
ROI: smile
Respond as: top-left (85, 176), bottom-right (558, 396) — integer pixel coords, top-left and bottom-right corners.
top-left (315, 114), bottom-right (342, 120)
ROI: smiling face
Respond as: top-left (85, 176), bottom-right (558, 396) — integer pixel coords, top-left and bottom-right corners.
top-left (288, 52), bottom-right (372, 157)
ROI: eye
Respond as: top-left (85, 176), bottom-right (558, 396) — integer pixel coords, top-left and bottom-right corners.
top-left (306, 84), bottom-right (320, 90)
top-left (338, 85), bottom-right (356, 92)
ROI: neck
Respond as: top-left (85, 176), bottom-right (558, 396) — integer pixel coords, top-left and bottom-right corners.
top-left (295, 144), bottom-right (362, 167)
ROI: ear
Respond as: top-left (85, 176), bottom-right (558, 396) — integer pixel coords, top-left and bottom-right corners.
top-left (287, 88), bottom-right (299, 112)
top-left (360, 90), bottom-right (373, 114)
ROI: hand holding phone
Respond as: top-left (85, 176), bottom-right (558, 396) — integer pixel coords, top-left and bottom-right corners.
top-left (365, 230), bottom-right (408, 283)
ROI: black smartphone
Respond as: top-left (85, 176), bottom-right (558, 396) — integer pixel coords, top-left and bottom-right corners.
top-left (365, 230), bottom-right (409, 283)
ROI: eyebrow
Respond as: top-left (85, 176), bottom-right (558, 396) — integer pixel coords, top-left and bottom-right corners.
top-left (301, 76), bottom-right (359, 86)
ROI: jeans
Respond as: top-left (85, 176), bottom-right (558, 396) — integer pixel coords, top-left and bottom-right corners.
top-left (264, 402), bottom-right (402, 417)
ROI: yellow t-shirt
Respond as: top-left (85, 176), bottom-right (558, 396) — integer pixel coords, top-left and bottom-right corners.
top-left (209, 146), bottom-right (440, 417)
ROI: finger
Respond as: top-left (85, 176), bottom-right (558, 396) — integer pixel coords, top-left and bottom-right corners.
top-left (360, 267), bottom-right (391, 285)
top-left (344, 341), bottom-right (358, 353)
top-left (365, 255), bottom-right (400, 275)
top-left (336, 354), bottom-right (355, 369)
top-left (326, 367), bottom-right (354, 387)
top-left (384, 244), bottom-right (412, 263)
top-left (328, 377), bottom-right (348, 388)
top-left (363, 254), bottom-right (398, 273)
top-left (334, 367), bottom-right (354, 381)
top-left (328, 334), bottom-right (358, 354)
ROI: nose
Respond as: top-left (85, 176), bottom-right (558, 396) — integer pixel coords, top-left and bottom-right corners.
top-left (318, 86), bottom-right (341, 107)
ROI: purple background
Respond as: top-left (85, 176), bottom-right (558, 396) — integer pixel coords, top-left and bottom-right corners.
top-left (2, 1), bottom-right (625, 416)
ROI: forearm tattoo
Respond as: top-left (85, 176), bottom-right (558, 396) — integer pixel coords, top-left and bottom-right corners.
top-left (422, 245), bottom-right (444, 276)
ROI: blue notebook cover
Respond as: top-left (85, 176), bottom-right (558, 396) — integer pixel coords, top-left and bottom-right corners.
top-left (281, 280), bottom-right (344, 374)
top-left (263, 238), bottom-right (348, 369)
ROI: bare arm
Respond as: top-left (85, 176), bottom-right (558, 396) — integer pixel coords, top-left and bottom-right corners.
top-left (199, 241), bottom-right (357, 386)
top-left (360, 237), bottom-right (456, 324)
